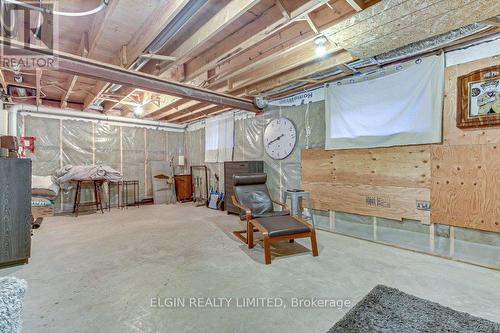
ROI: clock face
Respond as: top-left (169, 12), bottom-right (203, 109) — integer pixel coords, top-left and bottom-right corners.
top-left (264, 117), bottom-right (297, 160)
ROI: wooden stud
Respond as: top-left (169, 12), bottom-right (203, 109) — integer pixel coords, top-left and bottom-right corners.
top-left (120, 45), bottom-right (128, 68)
top-left (483, 17), bottom-right (500, 27)
top-left (305, 14), bottom-right (320, 34)
top-left (35, 68), bottom-right (42, 106)
top-left (60, 75), bottom-right (78, 109)
top-left (345, 0), bottom-right (366, 12)
top-left (429, 223), bottom-right (435, 253)
top-left (329, 210), bottom-right (336, 232)
top-left (449, 226), bottom-right (455, 257)
top-left (0, 70), bottom-right (13, 103)
top-left (275, 0), bottom-right (291, 20)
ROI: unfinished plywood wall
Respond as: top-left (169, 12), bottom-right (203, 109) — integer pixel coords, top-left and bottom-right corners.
top-left (431, 55), bottom-right (500, 233)
top-left (302, 146), bottom-right (431, 224)
top-left (302, 54), bottom-right (500, 232)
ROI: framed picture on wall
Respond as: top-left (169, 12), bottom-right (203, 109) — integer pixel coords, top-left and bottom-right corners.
top-left (457, 65), bottom-right (500, 128)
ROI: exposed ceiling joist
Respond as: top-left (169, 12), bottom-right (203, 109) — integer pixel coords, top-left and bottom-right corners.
top-left (165, 103), bottom-right (217, 122)
top-left (175, 105), bottom-right (231, 123)
top-left (203, 2), bottom-right (356, 91)
top-left (228, 43), bottom-right (344, 91)
top-left (484, 17), bottom-right (500, 27)
top-left (103, 87), bottom-right (136, 112)
top-left (305, 14), bottom-right (320, 34)
top-left (234, 50), bottom-right (355, 96)
top-left (2, 39), bottom-right (258, 112)
top-left (152, 100), bottom-right (202, 120)
top-left (345, 0), bottom-right (366, 12)
top-left (160, 0), bottom-right (262, 77)
top-left (61, 32), bottom-right (90, 109)
top-left (139, 54), bottom-right (177, 62)
top-left (160, 101), bottom-right (212, 121)
top-left (85, 0), bottom-right (193, 110)
top-left (275, 0), bottom-right (291, 19)
top-left (144, 98), bottom-right (190, 119)
top-left (182, 0), bottom-right (333, 82)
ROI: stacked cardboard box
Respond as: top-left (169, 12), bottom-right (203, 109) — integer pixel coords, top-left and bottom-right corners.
top-left (0, 136), bottom-right (19, 158)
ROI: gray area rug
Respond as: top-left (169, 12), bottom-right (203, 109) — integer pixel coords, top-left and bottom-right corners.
top-left (0, 277), bottom-right (27, 333)
top-left (328, 285), bottom-right (500, 333)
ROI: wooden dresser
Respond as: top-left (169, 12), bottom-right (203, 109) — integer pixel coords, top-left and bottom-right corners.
top-left (0, 158), bottom-right (32, 267)
top-left (174, 174), bottom-right (193, 202)
top-left (224, 161), bottom-right (264, 214)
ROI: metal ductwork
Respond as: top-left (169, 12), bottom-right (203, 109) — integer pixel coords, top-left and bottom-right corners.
top-left (102, 0), bottom-right (208, 105)
top-left (262, 22), bottom-right (495, 97)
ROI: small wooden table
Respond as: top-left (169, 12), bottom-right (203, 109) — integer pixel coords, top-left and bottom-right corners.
top-left (72, 179), bottom-right (106, 217)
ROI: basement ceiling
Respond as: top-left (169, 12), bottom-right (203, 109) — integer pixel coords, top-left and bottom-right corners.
top-left (1, 0), bottom-right (499, 123)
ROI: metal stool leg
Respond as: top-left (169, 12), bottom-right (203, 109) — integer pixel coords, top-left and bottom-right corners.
top-left (307, 195), bottom-right (315, 228)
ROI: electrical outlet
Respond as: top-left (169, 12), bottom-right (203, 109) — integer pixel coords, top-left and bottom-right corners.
top-left (416, 200), bottom-right (431, 211)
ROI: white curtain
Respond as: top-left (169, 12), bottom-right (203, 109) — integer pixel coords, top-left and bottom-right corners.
top-left (204, 112), bottom-right (234, 162)
top-left (325, 54), bottom-right (444, 149)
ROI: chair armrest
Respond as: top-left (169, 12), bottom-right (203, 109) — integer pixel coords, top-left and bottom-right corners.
top-left (231, 195), bottom-right (252, 220)
top-left (271, 198), bottom-right (290, 213)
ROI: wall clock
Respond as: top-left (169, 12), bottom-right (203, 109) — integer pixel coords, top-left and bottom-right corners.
top-left (264, 117), bottom-right (297, 160)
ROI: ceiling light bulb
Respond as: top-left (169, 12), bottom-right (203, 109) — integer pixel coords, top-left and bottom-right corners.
top-left (315, 44), bottom-right (327, 57)
top-left (314, 35), bottom-right (328, 57)
top-left (134, 105), bottom-right (144, 118)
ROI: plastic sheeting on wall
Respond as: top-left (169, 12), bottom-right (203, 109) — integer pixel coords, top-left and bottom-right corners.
top-left (146, 130), bottom-right (167, 198)
top-left (185, 101), bottom-right (325, 200)
top-left (21, 115), bottom-right (185, 212)
top-left (122, 126), bottom-right (146, 199)
top-left (23, 116), bottom-right (60, 176)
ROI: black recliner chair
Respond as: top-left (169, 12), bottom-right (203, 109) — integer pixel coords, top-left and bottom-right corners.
top-left (231, 173), bottom-right (318, 264)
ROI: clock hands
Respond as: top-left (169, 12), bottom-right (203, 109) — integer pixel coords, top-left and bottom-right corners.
top-left (267, 134), bottom-right (284, 147)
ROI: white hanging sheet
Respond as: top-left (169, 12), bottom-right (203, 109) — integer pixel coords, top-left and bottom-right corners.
top-left (325, 54), bottom-right (444, 149)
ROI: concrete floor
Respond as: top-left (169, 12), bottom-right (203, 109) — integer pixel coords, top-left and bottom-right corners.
top-left (1, 204), bottom-right (499, 333)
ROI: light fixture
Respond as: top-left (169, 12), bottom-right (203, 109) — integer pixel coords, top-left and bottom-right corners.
top-left (133, 105), bottom-right (144, 118)
top-left (254, 94), bottom-right (268, 109)
top-left (314, 35), bottom-right (328, 57)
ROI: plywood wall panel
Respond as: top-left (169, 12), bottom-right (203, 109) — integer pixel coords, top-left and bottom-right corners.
top-left (307, 183), bottom-right (430, 224)
top-left (302, 146), bottom-right (432, 224)
top-left (301, 149), bottom-right (332, 183)
top-left (331, 146), bottom-right (431, 188)
top-left (302, 55), bottom-right (500, 232)
top-left (430, 55), bottom-right (500, 233)
top-left (443, 55), bottom-right (500, 146)
top-left (431, 144), bottom-right (499, 232)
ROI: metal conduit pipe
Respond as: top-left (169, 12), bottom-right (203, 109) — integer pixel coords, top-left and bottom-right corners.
top-left (7, 104), bottom-right (186, 136)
